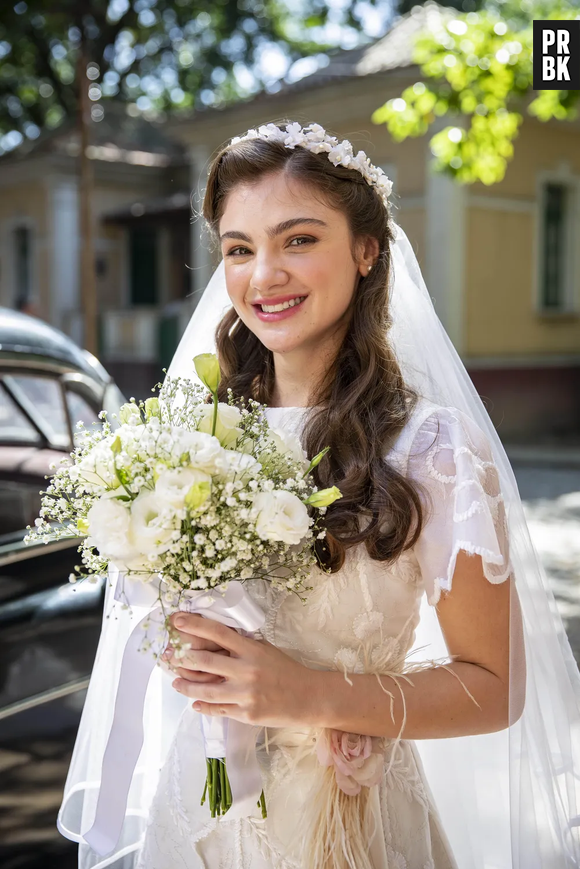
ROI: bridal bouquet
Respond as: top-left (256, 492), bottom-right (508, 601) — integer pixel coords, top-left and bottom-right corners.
top-left (25, 353), bottom-right (341, 820)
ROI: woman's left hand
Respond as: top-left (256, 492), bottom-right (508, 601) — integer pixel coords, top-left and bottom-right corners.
top-left (168, 611), bottom-right (320, 728)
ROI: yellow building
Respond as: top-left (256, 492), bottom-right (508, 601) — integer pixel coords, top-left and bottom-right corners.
top-left (0, 4), bottom-right (578, 440)
top-left (167, 4), bottom-right (580, 442)
top-left (0, 103), bottom-right (191, 394)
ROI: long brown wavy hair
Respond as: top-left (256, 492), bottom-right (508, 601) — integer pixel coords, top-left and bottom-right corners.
top-left (201, 120), bottom-right (431, 573)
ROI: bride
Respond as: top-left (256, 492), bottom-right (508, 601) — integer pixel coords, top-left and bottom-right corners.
top-left (59, 121), bottom-right (580, 869)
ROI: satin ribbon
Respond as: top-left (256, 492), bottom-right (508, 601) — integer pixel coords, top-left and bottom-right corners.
top-left (83, 570), bottom-right (266, 857)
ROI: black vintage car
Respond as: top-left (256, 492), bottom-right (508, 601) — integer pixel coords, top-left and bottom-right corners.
top-left (0, 308), bottom-right (124, 868)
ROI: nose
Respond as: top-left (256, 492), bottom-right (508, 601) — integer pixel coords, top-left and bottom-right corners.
top-left (249, 250), bottom-right (289, 295)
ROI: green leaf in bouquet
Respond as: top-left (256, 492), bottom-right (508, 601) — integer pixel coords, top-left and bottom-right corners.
top-left (185, 481), bottom-right (211, 512)
top-left (111, 435), bottom-right (122, 455)
top-left (76, 517), bottom-right (90, 535)
top-left (304, 486), bottom-right (342, 508)
top-left (115, 467), bottom-right (132, 490)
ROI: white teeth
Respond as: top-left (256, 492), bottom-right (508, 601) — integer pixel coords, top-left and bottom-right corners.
top-left (260, 296), bottom-right (306, 313)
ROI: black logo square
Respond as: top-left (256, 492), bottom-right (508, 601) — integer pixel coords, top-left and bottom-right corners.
top-left (533, 20), bottom-right (580, 90)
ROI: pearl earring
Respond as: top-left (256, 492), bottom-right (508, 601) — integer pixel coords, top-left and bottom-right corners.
top-left (367, 265), bottom-right (373, 273)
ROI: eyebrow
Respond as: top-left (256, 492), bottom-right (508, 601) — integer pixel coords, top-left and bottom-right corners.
top-left (219, 217), bottom-right (328, 244)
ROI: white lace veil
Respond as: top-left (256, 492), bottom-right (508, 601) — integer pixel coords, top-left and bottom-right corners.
top-left (57, 203), bottom-right (580, 866)
top-left (164, 221), bottom-right (580, 868)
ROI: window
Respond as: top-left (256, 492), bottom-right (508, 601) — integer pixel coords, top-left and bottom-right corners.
top-left (6, 375), bottom-right (70, 449)
top-left (13, 225), bottom-right (32, 311)
top-left (0, 383), bottom-right (40, 444)
top-left (129, 227), bottom-right (158, 305)
top-left (538, 179), bottom-right (578, 312)
top-left (65, 390), bottom-right (99, 443)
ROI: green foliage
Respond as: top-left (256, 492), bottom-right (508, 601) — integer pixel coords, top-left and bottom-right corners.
top-left (0, 0), bottom-right (343, 149)
top-left (372, 0), bottom-right (580, 185)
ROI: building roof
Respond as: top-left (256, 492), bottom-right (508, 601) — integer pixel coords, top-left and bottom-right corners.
top-left (0, 100), bottom-right (186, 168)
top-left (170, 1), bottom-right (454, 126)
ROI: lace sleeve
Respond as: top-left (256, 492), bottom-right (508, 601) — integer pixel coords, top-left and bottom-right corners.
top-left (407, 406), bottom-right (512, 606)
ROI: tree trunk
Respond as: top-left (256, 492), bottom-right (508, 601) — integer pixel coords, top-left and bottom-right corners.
top-left (78, 46), bottom-right (97, 355)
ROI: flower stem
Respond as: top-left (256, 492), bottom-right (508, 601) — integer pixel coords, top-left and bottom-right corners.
top-left (201, 758), bottom-right (257, 817)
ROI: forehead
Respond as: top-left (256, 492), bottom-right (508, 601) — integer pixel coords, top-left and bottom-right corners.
top-left (219, 170), bottom-right (343, 227)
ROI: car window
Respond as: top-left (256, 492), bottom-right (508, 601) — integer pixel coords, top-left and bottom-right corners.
top-left (0, 384), bottom-right (41, 444)
top-left (8, 375), bottom-right (70, 449)
top-left (66, 390), bottom-right (101, 445)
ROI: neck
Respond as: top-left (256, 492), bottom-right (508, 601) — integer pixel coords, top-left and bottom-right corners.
top-left (269, 340), bottom-right (339, 408)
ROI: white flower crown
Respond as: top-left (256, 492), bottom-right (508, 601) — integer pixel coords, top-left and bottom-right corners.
top-left (229, 122), bottom-right (393, 207)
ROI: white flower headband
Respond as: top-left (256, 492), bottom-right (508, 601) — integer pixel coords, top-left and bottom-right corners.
top-left (229, 122), bottom-right (393, 207)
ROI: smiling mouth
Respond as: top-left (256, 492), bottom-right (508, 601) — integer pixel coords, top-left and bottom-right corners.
top-left (254, 295), bottom-right (307, 313)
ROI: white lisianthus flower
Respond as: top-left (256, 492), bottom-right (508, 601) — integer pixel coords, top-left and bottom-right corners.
top-left (193, 403), bottom-right (244, 448)
top-left (172, 428), bottom-right (223, 473)
top-left (252, 490), bottom-right (310, 545)
top-left (86, 496), bottom-right (132, 559)
top-left (129, 490), bottom-right (180, 556)
top-left (118, 403), bottom-right (143, 426)
top-left (155, 467), bottom-right (212, 510)
top-left (266, 427), bottom-right (308, 466)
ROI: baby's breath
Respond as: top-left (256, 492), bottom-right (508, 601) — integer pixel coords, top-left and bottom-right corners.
top-left (24, 371), bottom-right (336, 611)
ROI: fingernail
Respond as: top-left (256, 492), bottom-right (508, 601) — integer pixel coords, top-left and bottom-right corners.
top-left (172, 679), bottom-right (182, 691)
top-left (175, 616), bottom-right (186, 629)
top-left (161, 647), bottom-right (174, 661)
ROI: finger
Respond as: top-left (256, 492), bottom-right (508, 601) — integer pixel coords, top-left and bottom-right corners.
top-left (166, 617), bottom-right (227, 653)
top-left (172, 613), bottom-right (249, 656)
top-left (173, 647), bottom-right (239, 678)
top-left (170, 666), bottom-right (224, 684)
top-left (172, 677), bottom-right (237, 703)
top-left (190, 702), bottom-right (239, 717)
top-left (162, 645), bottom-right (230, 666)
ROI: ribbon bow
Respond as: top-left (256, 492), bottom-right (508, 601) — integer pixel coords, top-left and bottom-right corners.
top-left (83, 568), bottom-right (266, 856)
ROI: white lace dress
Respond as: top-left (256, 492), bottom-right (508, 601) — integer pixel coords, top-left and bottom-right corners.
top-left (135, 397), bottom-right (511, 869)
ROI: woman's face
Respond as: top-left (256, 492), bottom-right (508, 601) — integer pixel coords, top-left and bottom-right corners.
top-left (218, 170), bottom-right (374, 358)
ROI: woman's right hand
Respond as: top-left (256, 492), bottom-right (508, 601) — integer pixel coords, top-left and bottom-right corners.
top-left (162, 612), bottom-right (230, 685)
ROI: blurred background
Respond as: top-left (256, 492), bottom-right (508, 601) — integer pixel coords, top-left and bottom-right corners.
top-left (0, 0), bottom-right (579, 865)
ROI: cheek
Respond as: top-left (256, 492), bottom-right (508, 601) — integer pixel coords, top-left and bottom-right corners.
top-left (225, 267), bottom-right (250, 310)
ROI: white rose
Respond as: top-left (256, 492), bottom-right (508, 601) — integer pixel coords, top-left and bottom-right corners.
top-left (171, 428), bottom-right (223, 473)
top-left (252, 490), bottom-right (310, 545)
top-left (78, 439), bottom-right (118, 489)
top-left (155, 467), bottom-right (212, 510)
top-left (128, 490), bottom-right (180, 556)
top-left (86, 496), bottom-right (133, 560)
top-left (266, 427), bottom-right (308, 466)
top-left (194, 403), bottom-right (244, 448)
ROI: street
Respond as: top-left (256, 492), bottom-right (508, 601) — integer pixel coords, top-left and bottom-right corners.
top-left (513, 461), bottom-right (580, 666)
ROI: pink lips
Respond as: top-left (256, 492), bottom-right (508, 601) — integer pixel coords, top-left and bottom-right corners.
top-left (253, 296), bottom-right (306, 322)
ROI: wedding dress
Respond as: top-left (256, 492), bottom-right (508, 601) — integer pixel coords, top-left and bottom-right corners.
top-left (134, 394), bottom-right (510, 869)
top-left (60, 222), bottom-right (580, 869)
